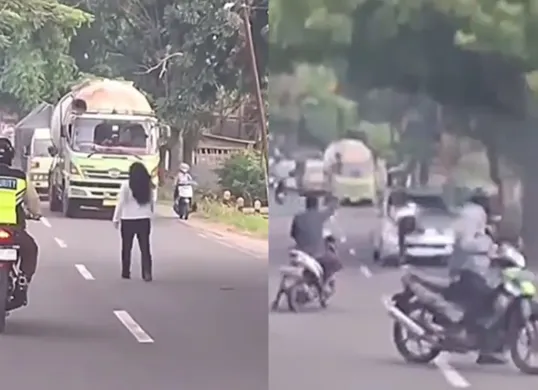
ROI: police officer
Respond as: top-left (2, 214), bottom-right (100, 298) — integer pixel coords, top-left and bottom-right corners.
top-left (0, 138), bottom-right (40, 308)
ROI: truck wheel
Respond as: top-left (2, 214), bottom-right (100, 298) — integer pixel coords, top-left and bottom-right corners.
top-left (49, 184), bottom-right (61, 212)
top-left (62, 194), bottom-right (78, 218)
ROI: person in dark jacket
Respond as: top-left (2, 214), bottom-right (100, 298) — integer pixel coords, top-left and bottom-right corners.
top-left (290, 196), bottom-right (342, 281)
top-left (448, 230), bottom-right (506, 364)
top-left (271, 196), bottom-right (340, 309)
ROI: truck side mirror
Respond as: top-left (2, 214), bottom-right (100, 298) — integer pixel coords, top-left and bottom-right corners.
top-left (159, 124), bottom-right (171, 139)
top-left (48, 145), bottom-right (58, 156)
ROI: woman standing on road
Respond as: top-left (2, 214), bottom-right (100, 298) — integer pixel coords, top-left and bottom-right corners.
top-left (112, 162), bottom-right (154, 281)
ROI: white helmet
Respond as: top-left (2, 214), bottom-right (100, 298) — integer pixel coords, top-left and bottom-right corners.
top-left (179, 162), bottom-right (190, 173)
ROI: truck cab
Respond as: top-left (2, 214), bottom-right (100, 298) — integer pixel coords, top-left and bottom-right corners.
top-left (26, 128), bottom-right (54, 199)
top-left (48, 79), bottom-right (170, 217)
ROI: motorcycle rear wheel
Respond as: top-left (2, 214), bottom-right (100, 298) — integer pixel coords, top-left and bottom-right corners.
top-left (511, 318), bottom-right (538, 375)
top-left (393, 304), bottom-right (441, 363)
top-left (0, 267), bottom-right (10, 333)
top-left (287, 283), bottom-right (310, 312)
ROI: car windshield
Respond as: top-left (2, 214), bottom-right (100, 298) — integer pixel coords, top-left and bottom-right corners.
top-left (32, 138), bottom-right (52, 157)
top-left (408, 194), bottom-right (449, 212)
top-left (71, 117), bottom-right (155, 155)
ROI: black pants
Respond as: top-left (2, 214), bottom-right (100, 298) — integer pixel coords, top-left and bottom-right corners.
top-left (120, 218), bottom-right (152, 276)
top-left (318, 252), bottom-right (342, 281)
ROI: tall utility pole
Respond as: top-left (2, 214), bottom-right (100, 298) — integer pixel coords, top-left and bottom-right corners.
top-left (241, 2), bottom-right (269, 187)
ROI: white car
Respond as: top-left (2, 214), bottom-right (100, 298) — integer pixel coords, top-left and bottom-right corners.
top-left (372, 188), bottom-right (457, 266)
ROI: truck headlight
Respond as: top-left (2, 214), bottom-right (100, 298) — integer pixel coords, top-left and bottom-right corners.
top-left (70, 163), bottom-right (83, 176)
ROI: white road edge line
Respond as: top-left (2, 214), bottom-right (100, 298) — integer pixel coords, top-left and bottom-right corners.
top-left (113, 310), bottom-right (154, 343)
top-left (54, 237), bottom-right (67, 248)
top-left (75, 264), bottom-right (95, 280)
top-left (40, 217), bottom-right (51, 228)
top-left (434, 355), bottom-right (470, 388)
top-left (360, 265), bottom-right (372, 278)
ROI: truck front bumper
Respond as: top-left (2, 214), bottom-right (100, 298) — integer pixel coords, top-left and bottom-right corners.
top-left (68, 182), bottom-right (121, 208)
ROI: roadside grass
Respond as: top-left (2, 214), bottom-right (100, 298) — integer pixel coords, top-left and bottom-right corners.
top-left (195, 199), bottom-right (268, 238)
top-left (157, 184), bottom-right (268, 238)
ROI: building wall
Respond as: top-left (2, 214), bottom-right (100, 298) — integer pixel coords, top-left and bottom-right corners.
top-left (191, 135), bottom-right (253, 190)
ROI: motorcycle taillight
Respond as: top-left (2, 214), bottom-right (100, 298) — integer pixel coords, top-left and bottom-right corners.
top-left (0, 228), bottom-right (13, 244)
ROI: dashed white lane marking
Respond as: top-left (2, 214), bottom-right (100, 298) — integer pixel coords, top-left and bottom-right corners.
top-left (40, 217), bottom-right (51, 228)
top-left (434, 355), bottom-right (470, 388)
top-left (360, 265), bottom-right (372, 278)
top-left (113, 310), bottom-right (154, 343)
top-left (349, 248), bottom-right (356, 256)
top-left (75, 264), bottom-right (95, 280)
top-left (339, 236), bottom-right (347, 243)
top-left (54, 237), bottom-right (67, 248)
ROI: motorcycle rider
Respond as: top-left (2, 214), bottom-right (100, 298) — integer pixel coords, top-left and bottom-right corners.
top-left (409, 187), bottom-right (506, 364)
top-left (290, 196), bottom-right (342, 287)
top-left (173, 163), bottom-right (194, 219)
top-left (460, 187), bottom-right (507, 364)
top-left (0, 138), bottom-right (40, 309)
top-left (173, 162), bottom-right (193, 198)
top-left (447, 227), bottom-right (506, 364)
top-left (174, 163), bottom-right (193, 187)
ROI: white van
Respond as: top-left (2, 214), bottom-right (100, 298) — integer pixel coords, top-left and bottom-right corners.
top-left (27, 128), bottom-right (54, 198)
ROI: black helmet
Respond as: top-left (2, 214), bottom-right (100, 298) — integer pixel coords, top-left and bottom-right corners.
top-left (0, 138), bottom-right (14, 165)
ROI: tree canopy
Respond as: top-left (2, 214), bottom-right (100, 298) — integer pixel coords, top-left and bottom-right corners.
top-left (270, 0), bottom-right (538, 158)
top-left (270, 0), bottom-right (538, 253)
top-left (67, 0), bottom-right (244, 130)
top-left (0, 0), bottom-right (92, 111)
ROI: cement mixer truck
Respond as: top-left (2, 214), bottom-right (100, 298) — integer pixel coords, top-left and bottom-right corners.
top-left (48, 79), bottom-right (170, 217)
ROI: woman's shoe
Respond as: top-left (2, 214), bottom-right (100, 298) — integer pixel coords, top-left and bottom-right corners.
top-left (142, 272), bottom-right (152, 282)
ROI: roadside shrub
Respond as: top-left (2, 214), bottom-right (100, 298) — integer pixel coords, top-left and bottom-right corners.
top-left (216, 150), bottom-right (267, 205)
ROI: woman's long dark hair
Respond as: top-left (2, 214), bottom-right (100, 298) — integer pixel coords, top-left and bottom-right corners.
top-left (128, 162), bottom-right (152, 205)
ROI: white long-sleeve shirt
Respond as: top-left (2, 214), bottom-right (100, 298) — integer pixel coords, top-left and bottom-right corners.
top-left (112, 181), bottom-right (154, 222)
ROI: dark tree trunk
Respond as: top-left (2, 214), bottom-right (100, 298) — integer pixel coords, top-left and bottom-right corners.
top-left (521, 166), bottom-right (538, 261)
top-left (485, 138), bottom-right (503, 212)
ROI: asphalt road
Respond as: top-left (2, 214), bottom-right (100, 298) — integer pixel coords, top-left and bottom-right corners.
top-left (0, 204), bottom-right (266, 390)
top-left (269, 193), bottom-right (538, 389)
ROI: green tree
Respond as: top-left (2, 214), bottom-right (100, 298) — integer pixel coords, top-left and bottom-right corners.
top-left (271, 0), bottom-right (538, 259)
top-left (216, 150), bottom-right (266, 204)
top-left (269, 64), bottom-right (358, 147)
top-left (0, 0), bottom-right (91, 113)
top-left (66, 0), bottom-right (245, 165)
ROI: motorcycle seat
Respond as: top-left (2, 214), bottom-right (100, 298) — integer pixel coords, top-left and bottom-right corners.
top-left (405, 268), bottom-right (451, 293)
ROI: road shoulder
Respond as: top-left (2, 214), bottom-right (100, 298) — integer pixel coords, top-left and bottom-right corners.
top-left (156, 204), bottom-right (267, 259)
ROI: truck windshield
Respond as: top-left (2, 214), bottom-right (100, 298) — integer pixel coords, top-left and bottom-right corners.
top-left (71, 118), bottom-right (154, 155)
top-left (338, 161), bottom-right (374, 177)
top-left (32, 138), bottom-right (53, 157)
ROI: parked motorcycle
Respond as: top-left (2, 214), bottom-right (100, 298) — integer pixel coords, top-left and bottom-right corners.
top-left (271, 229), bottom-right (338, 312)
top-left (173, 180), bottom-right (196, 220)
top-left (384, 242), bottom-right (538, 374)
top-left (0, 214), bottom-right (40, 333)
